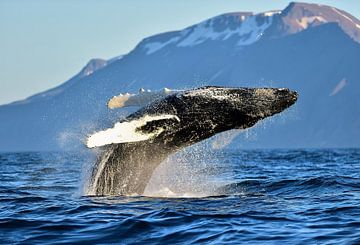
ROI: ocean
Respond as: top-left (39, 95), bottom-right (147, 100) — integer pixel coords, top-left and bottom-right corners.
top-left (1, 148), bottom-right (360, 244)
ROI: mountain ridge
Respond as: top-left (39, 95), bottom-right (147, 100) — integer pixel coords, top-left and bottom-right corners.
top-left (8, 1), bottom-right (360, 107)
top-left (1, 2), bottom-right (360, 151)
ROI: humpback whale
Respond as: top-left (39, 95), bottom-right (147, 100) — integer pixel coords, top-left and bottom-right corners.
top-left (86, 86), bottom-right (298, 196)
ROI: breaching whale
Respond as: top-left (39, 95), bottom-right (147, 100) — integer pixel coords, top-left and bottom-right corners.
top-left (86, 86), bottom-right (298, 196)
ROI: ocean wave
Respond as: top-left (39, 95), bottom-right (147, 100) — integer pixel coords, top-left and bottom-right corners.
top-left (1, 149), bottom-right (360, 243)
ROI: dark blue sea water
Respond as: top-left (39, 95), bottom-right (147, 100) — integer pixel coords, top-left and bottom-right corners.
top-left (1, 149), bottom-right (360, 244)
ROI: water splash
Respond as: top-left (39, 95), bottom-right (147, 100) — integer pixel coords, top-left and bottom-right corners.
top-left (84, 147), bottom-right (114, 196)
top-left (84, 130), bottom-right (245, 198)
top-left (144, 140), bottom-right (230, 198)
top-left (211, 129), bottom-right (241, 150)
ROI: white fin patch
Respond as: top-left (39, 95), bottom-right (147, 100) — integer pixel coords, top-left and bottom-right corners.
top-left (86, 114), bottom-right (180, 148)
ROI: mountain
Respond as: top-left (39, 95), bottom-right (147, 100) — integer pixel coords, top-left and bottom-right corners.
top-left (1, 2), bottom-right (360, 151)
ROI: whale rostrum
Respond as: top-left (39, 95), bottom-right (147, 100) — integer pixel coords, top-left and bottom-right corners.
top-left (86, 86), bottom-right (298, 196)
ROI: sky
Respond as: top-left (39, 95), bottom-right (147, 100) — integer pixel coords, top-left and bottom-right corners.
top-left (1, 0), bottom-right (360, 105)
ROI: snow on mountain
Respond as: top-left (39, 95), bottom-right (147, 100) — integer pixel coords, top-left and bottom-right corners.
top-left (141, 2), bottom-right (360, 56)
top-left (79, 58), bottom-right (108, 77)
top-left (1, 2), bottom-right (360, 151)
top-left (142, 12), bottom-right (274, 54)
top-left (268, 2), bottom-right (360, 43)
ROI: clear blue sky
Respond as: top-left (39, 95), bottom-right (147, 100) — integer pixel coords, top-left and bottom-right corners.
top-left (1, 0), bottom-right (359, 105)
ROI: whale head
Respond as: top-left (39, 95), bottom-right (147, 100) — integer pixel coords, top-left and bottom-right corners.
top-left (177, 86), bottom-right (298, 132)
top-left (132, 86), bottom-right (298, 148)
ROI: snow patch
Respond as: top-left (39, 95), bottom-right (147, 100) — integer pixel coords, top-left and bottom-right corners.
top-left (144, 36), bottom-right (180, 54)
top-left (332, 7), bottom-right (358, 25)
top-left (84, 70), bottom-right (93, 76)
top-left (108, 55), bottom-right (124, 63)
top-left (236, 15), bottom-right (273, 46)
top-left (177, 15), bottom-right (273, 47)
top-left (142, 12), bottom-right (274, 54)
top-left (262, 10), bottom-right (281, 17)
top-left (297, 16), bottom-right (326, 29)
top-left (330, 78), bottom-right (347, 96)
top-left (209, 69), bottom-right (223, 82)
top-left (86, 114), bottom-right (180, 148)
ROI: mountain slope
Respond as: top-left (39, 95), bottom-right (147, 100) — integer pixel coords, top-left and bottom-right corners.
top-left (1, 2), bottom-right (360, 151)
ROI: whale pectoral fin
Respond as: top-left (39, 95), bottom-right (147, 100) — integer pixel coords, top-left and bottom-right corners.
top-left (135, 117), bottom-right (180, 135)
